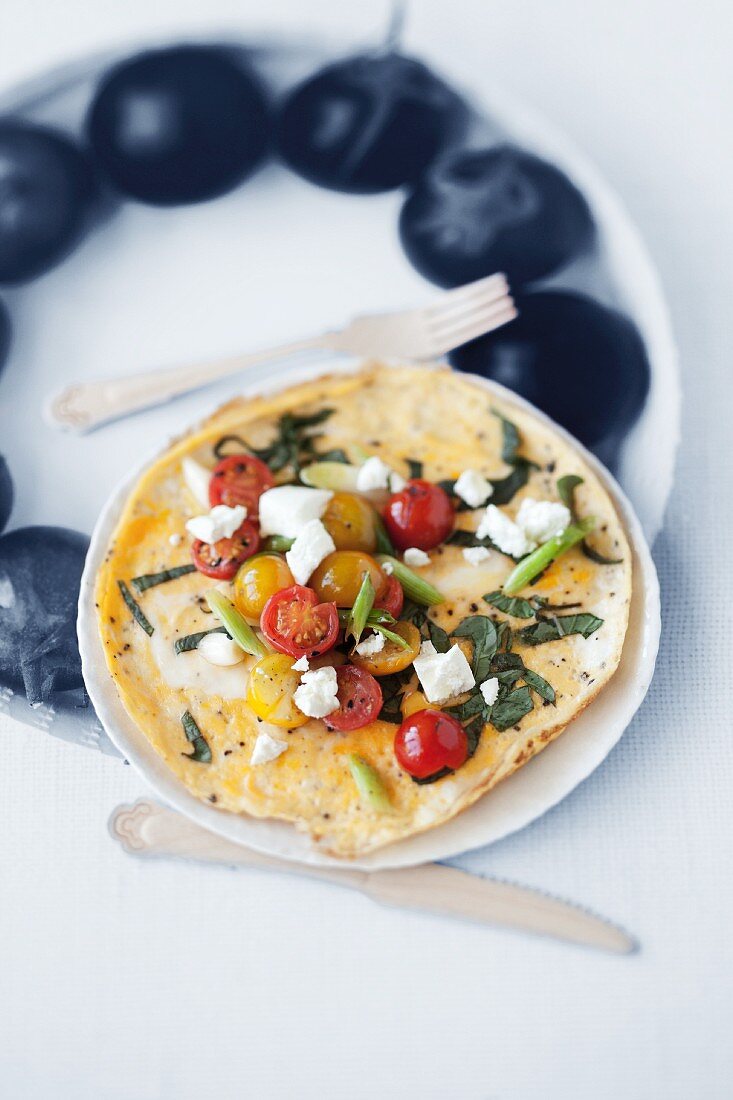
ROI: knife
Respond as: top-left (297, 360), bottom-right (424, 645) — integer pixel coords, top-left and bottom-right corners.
top-left (109, 800), bottom-right (637, 955)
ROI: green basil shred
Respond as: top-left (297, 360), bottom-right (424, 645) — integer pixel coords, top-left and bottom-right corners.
top-left (181, 711), bottom-right (211, 763)
top-left (117, 580), bottom-right (154, 636)
top-left (131, 563), bottom-right (196, 594)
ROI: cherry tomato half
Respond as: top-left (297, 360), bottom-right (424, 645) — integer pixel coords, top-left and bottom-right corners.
top-left (394, 709), bottom-right (468, 779)
top-left (234, 553), bottom-right (294, 620)
top-left (209, 453), bottom-right (275, 514)
top-left (382, 479), bottom-right (454, 551)
top-left (310, 550), bottom-right (388, 608)
top-left (324, 665), bottom-right (383, 732)
top-left (374, 574), bottom-right (404, 619)
top-left (352, 621), bottom-right (421, 677)
top-left (260, 584), bottom-right (339, 659)
top-left (191, 519), bottom-right (260, 579)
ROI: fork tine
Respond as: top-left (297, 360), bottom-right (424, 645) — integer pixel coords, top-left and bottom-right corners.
top-left (430, 295), bottom-right (516, 338)
top-left (432, 302), bottom-right (518, 354)
top-left (426, 274), bottom-right (509, 319)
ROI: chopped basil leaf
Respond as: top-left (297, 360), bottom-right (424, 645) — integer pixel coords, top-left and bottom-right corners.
top-left (516, 613), bottom-right (604, 645)
top-left (405, 458), bottom-right (423, 479)
top-left (213, 434), bottom-right (250, 459)
top-left (522, 668), bottom-right (556, 703)
top-left (489, 458), bottom-right (535, 506)
top-left (181, 710), bottom-right (211, 763)
top-left (426, 618), bottom-right (451, 653)
top-left (557, 473), bottom-right (622, 565)
top-left (230, 408), bottom-right (336, 475)
top-left (446, 529), bottom-right (503, 553)
top-left (117, 580), bottom-right (154, 636)
top-left (493, 409), bottom-right (521, 464)
top-left (131, 563), bottom-right (196, 594)
top-left (490, 685), bottom-right (534, 731)
top-left (464, 714), bottom-right (485, 756)
top-left (452, 615), bottom-right (499, 682)
top-left (373, 513), bottom-right (395, 555)
top-left (483, 590), bottom-right (536, 618)
top-left (174, 626), bottom-right (228, 654)
top-left (312, 448), bottom-right (349, 464)
top-left (377, 666), bottom-right (414, 724)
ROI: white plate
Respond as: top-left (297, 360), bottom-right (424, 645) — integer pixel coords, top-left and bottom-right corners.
top-left (0, 35), bottom-right (672, 807)
top-left (78, 362), bottom-right (661, 870)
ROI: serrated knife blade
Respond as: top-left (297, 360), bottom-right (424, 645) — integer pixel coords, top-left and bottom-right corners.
top-left (110, 800), bottom-right (637, 955)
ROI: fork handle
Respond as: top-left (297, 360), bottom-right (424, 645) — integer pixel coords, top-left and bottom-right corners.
top-left (45, 332), bottom-right (334, 433)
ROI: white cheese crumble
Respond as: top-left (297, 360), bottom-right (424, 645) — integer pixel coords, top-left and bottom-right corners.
top-left (168, 533), bottom-right (182, 547)
top-left (197, 632), bottom-right (244, 667)
top-left (182, 456), bottom-right (212, 509)
top-left (285, 519), bottom-right (335, 585)
top-left (515, 498), bottom-right (571, 543)
top-left (258, 486), bottom-right (332, 539)
top-left (403, 547), bottom-right (431, 567)
top-left (382, 560), bottom-right (394, 575)
top-left (291, 655), bottom-right (309, 672)
top-left (388, 471), bottom-right (407, 493)
top-left (354, 632), bottom-right (385, 657)
top-left (356, 455), bottom-right (393, 491)
top-left (294, 666), bottom-right (340, 718)
top-left (413, 641), bottom-right (475, 704)
top-left (185, 504), bottom-right (247, 544)
top-left (476, 504), bottom-right (536, 558)
top-left (454, 469), bottom-right (493, 508)
top-left (462, 546), bottom-right (491, 566)
top-left (250, 731), bottom-right (289, 765)
top-left (480, 677), bottom-right (500, 706)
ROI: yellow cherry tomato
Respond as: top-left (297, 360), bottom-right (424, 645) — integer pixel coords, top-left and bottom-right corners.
top-left (322, 492), bottom-right (378, 552)
top-left (352, 621), bottom-right (422, 677)
top-left (246, 652), bottom-right (308, 728)
top-left (310, 550), bottom-right (387, 608)
top-left (401, 688), bottom-right (430, 717)
top-left (234, 553), bottom-right (294, 621)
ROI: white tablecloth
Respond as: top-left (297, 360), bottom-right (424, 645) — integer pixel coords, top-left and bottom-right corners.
top-left (1, 3), bottom-right (732, 1098)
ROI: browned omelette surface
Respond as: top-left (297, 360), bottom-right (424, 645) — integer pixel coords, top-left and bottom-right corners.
top-left (96, 364), bottom-right (631, 856)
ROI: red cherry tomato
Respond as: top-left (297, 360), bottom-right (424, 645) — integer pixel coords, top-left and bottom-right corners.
top-left (260, 584), bottom-right (339, 658)
top-left (191, 519), bottom-right (260, 579)
top-left (208, 453), bottom-right (275, 514)
top-left (374, 574), bottom-right (404, 619)
top-left (325, 665), bottom-right (383, 732)
top-left (394, 709), bottom-right (468, 778)
top-left (382, 478), bottom-right (454, 551)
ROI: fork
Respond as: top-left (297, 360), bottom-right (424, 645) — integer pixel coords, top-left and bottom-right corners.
top-left (46, 273), bottom-right (516, 433)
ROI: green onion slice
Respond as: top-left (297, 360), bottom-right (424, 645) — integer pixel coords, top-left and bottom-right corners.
top-left (347, 573), bottom-right (376, 643)
top-left (262, 535), bottom-right (295, 552)
top-left (300, 461), bottom-right (360, 491)
top-left (205, 591), bottom-right (268, 658)
top-left (502, 517), bottom-right (597, 596)
top-left (347, 754), bottom-right (393, 813)
top-left (376, 555), bottom-right (444, 606)
top-left (372, 624), bottom-right (411, 650)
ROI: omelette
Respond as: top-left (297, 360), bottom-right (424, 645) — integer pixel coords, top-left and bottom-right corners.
top-left (95, 363), bottom-right (631, 857)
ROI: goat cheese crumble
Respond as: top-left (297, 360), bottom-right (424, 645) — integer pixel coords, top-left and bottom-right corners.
top-left (294, 666), bottom-right (339, 718)
top-left (250, 731), bottom-right (289, 765)
top-left (185, 504), bottom-right (247, 544)
top-left (258, 486), bottom-right (332, 538)
top-left (412, 640), bottom-right (475, 704)
top-left (454, 469), bottom-right (493, 508)
top-left (403, 547), bottom-right (431, 567)
top-left (286, 519), bottom-right (335, 585)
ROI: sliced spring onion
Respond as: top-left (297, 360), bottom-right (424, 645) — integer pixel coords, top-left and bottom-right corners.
top-left (373, 513), bottom-right (395, 555)
top-left (263, 535), bottom-right (295, 552)
top-left (174, 626), bottom-right (227, 655)
top-left (205, 590), bottom-right (268, 658)
top-left (372, 623), bottom-right (411, 650)
top-left (117, 580), bottom-right (154, 636)
top-left (181, 710), bottom-right (211, 763)
top-left (300, 461), bottom-right (360, 491)
top-left (347, 754), bottom-right (393, 813)
top-left (502, 517), bottom-right (597, 596)
top-left (375, 555), bottom-right (444, 606)
top-left (131, 563), bottom-right (196, 594)
top-left (347, 573), bottom-right (376, 643)
top-left (338, 608), bottom-right (395, 628)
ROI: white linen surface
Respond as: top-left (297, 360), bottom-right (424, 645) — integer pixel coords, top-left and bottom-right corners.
top-left (1, 2), bottom-right (732, 1098)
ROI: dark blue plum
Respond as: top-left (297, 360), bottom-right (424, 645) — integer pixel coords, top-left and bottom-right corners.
top-left (0, 456), bottom-right (12, 535)
top-left (87, 46), bottom-right (270, 205)
top-left (0, 296), bottom-right (10, 376)
top-left (0, 121), bottom-right (96, 284)
top-left (0, 526), bottom-right (89, 705)
top-left (449, 291), bottom-right (651, 469)
top-left (399, 144), bottom-right (594, 288)
top-left (277, 52), bottom-right (466, 193)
